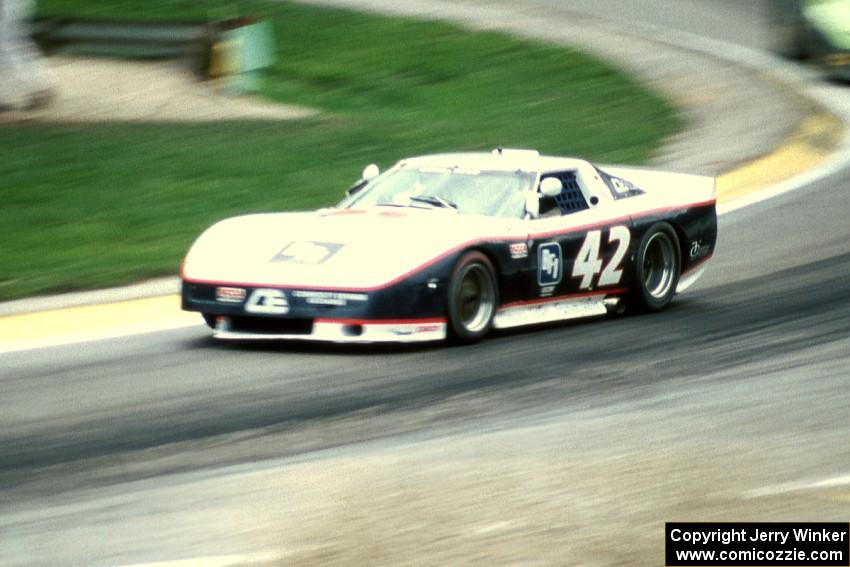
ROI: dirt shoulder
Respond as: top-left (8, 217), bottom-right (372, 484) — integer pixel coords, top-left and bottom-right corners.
top-left (0, 56), bottom-right (316, 123)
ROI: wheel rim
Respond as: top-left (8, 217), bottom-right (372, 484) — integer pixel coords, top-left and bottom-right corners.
top-left (643, 232), bottom-right (676, 300)
top-left (455, 264), bottom-right (496, 333)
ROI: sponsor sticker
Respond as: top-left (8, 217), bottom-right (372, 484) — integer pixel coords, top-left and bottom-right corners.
top-left (389, 324), bottom-right (443, 336)
top-left (538, 242), bottom-right (562, 286)
top-left (245, 289), bottom-right (290, 314)
top-left (689, 240), bottom-right (710, 258)
top-left (509, 242), bottom-right (529, 259)
top-left (292, 290), bottom-right (368, 306)
top-left (216, 286), bottom-right (246, 303)
top-left (609, 175), bottom-right (640, 197)
top-left (272, 241), bottom-right (343, 265)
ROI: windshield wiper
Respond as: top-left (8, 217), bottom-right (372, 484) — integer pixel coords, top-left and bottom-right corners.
top-left (409, 195), bottom-right (458, 210)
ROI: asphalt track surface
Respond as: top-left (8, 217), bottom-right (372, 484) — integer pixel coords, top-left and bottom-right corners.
top-left (5, 166), bottom-right (850, 566)
top-left (499, 0), bottom-right (773, 49)
top-left (4, 161), bottom-right (848, 465)
top-left (3, 2), bottom-right (850, 566)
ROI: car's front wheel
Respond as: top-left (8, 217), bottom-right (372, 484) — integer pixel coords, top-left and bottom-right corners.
top-left (628, 222), bottom-right (680, 312)
top-left (447, 251), bottom-right (498, 343)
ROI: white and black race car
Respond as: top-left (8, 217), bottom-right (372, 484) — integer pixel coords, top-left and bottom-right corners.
top-left (181, 149), bottom-right (716, 343)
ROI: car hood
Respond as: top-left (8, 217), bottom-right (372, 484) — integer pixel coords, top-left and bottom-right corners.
top-left (182, 207), bottom-right (523, 289)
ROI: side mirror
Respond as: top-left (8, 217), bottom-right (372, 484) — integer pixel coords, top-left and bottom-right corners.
top-left (345, 164), bottom-right (381, 197)
top-left (362, 164), bottom-right (380, 181)
top-left (540, 177), bottom-right (562, 197)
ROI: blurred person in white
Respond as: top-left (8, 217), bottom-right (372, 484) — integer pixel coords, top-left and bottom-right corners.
top-left (0, 0), bottom-right (53, 110)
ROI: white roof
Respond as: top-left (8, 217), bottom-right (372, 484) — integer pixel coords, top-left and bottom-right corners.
top-left (398, 149), bottom-right (591, 174)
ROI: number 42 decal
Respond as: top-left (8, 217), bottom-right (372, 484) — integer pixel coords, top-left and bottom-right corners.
top-left (572, 225), bottom-right (630, 289)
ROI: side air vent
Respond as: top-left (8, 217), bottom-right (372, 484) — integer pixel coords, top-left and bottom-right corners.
top-left (228, 316), bottom-right (314, 335)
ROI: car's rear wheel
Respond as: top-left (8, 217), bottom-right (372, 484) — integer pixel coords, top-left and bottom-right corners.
top-left (628, 222), bottom-right (680, 312)
top-left (447, 251), bottom-right (498, 343)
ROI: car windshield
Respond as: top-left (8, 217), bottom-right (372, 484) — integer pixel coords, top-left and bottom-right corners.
top-left (343, 165), bottom-right (536, 218)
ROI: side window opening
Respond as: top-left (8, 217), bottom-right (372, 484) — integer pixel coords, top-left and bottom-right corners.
top-left (597, 168), bottom-right (645, 200)
top-left (539, 171), bottom-right (589, 217)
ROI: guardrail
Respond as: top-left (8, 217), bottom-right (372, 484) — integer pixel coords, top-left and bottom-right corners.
top-left (31, 17), bottom-right (274, 87)
top-left (33, 18), bottom-right (209, 60)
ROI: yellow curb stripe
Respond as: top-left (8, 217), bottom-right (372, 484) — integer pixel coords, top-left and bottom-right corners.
top-left (716, 112), bottom-right (843, 203)
top-left (0, 294), bottom-right (197, 351)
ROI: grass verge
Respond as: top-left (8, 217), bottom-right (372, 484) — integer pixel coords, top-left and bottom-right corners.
top-left (0, 0), bottom-right (681, 300)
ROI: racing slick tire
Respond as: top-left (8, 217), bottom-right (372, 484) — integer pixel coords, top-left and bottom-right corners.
top-left (628, 222), bottom-right (680, 313)
top-left (447, 251), bottom-right (498, 343)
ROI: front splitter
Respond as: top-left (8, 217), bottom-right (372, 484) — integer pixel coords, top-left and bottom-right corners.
top-left (213, 317), bottom-right (447, 343)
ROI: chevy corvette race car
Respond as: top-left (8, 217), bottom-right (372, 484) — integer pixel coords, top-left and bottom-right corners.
top-left (181, 149), bottom-right (716, 343)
